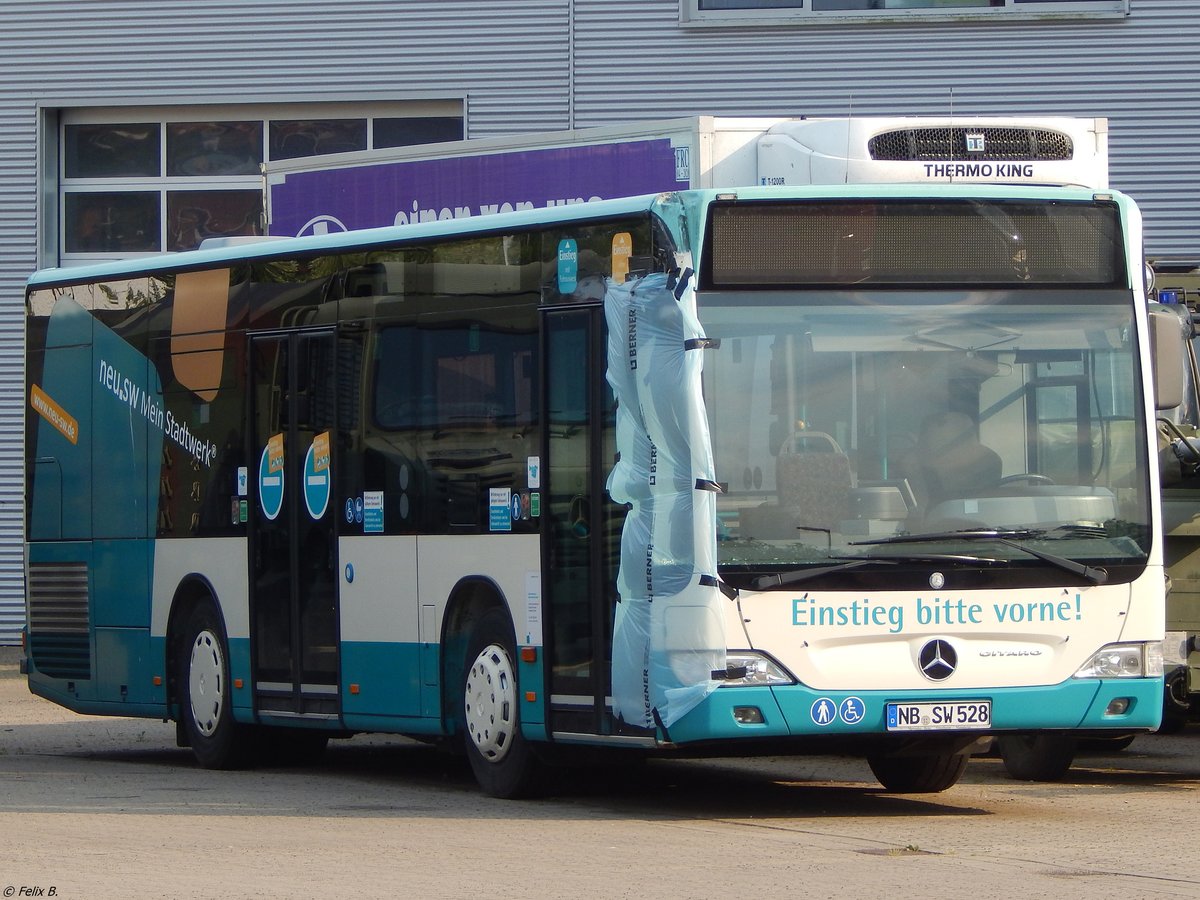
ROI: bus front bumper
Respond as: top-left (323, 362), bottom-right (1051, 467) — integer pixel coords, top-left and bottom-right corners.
top-left (666, 677), bottom-right (1163, 745)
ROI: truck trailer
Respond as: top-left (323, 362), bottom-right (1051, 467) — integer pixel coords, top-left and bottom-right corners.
top-left (263, 115), bottom-right (1110, 237)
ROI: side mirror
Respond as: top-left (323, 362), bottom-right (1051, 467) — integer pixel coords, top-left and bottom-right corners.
top-left (1149, 306), bottom-right (1186, 411)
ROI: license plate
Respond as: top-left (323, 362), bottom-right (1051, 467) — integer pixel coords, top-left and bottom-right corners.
top-left (886, 700), bottom-right (991, 732)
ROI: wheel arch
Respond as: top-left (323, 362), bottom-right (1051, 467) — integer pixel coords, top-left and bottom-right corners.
top-left (439, 575), bottom-right (513, 733)
top-left (165, 574), bottom-right (224, 714)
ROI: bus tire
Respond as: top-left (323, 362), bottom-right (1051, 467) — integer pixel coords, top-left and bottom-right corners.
top-left (867, 750), bottom-right (969, 793)
top-left (997, 733), bottom-right (1076, 781)
top-left (461, 607), bottom-right (539, 798)
top-left (1158, 668), bottom-right (1190, 734)
top-left (1079, 733), bottom-right (1136, 752)
top-left (1158, 708), bottom-right (1189, 735)
top-left (178, 602), bottom-right (256, 770)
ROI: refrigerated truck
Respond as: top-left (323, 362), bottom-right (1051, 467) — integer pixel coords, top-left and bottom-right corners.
top-left (263, 115), bottom-right (1111, 237)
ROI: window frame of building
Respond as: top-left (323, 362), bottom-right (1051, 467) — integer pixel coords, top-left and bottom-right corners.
top-left (680, 0), bottom-right (1128, 27)
top-left (53, 99), bottom-right (464, 266)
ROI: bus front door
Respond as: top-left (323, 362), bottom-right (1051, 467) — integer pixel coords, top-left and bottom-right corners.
top-left (247, 330), bottom-right (340, 717)
top-left (543, 307), bottom-right (631, 739)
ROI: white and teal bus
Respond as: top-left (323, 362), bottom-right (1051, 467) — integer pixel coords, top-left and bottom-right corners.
top-left (23, 183), bottom-right (1165, 796)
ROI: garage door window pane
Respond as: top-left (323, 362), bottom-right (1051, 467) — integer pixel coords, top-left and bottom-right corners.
top-left (374, 117), bottom-right (464, 148)
top-left (698, 0), bottom-right (803, 7)
top-left (269, 120), bottom-right (367, 160)
top-left (813, 0), bottom-right (999, 7)
top-left (64, 124), bottom-right (160, 178)
top-left (65, 192), bottom-right (161, 253)
top-left (167, 122), bottom-right (263, 176)
top-left (167, 190), bottom-right (263, 251)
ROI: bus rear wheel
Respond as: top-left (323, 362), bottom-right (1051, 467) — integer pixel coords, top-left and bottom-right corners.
top-left (178, 602), bottom-right (256, 770)
top-left (868, 750), bottom-right (969, 793)
top-left (461, 608), bottom-right (539, 798)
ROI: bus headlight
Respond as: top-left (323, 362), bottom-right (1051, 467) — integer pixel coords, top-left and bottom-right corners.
top-left (1073, 642), bottom-right (1163, 679)
top-left (718, 652), bottom-right (795, 686)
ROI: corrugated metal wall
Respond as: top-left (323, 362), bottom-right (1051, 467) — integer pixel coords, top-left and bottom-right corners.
top-left (571, 0), bottom-right (1199, 260)
top-left (0, 0), bottom-right (574, 645)
top-left (0, 0), bottom-right (1196, 643)
top-left (0, 93), bottom-right (33, 645)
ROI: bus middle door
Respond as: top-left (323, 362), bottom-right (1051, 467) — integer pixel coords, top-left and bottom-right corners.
top-left (248, 329), bottom-right (340, 718)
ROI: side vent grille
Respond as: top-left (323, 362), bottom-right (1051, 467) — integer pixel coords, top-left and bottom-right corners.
top-left (868, 127), bottom-right (1074, 162)
top-left (28, 561), bottom-right (91, 680)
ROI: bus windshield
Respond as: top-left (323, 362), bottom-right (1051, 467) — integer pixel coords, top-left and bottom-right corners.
top-left (699, 290), bottom-right (1151, 587)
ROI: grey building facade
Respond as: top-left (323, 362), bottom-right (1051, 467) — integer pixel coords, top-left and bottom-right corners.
top-left (0, 0), bottom-right (1195, 642)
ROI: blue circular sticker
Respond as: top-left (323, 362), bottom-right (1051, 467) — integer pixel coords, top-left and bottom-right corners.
top-left (810, 697), bottom-right (836, 727)
top-left (258, 445), bottom-right (284, 521)
top-left (839, 697), bottom-right (865, 725)
top-left (303, 442), bottom-right (331, 520)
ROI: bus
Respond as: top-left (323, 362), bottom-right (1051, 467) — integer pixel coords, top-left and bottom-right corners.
top-left (1147, 272), bottom-right (1200, 732)
top-left (23, 183), bottom-right (1166, 796)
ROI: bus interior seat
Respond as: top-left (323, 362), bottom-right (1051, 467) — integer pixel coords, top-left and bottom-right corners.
top-left (739, 432), bottom-right (854, 539)
top-left (775, 430), bottom-right (855, 515)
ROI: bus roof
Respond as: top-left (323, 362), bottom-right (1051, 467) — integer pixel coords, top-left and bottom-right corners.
top-left (26, 192), bottom-right (664, 289)
top-left (27, 182), bottom-right (1133, 289)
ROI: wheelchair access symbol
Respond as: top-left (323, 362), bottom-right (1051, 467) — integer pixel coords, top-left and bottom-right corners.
top-left (811, 696), bottom-right (867, 727)
top-left (839, 696), bottom-right (865, 726)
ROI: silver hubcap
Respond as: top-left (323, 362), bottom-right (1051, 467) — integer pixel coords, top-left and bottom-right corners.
top-left (188, 629), bottom-right (224, 737)
top-left (464, 642), bottom-right (516, 763)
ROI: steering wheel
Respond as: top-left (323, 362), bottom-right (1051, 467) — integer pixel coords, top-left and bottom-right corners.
top-left (568, 495), bottom-right (591, 538)
top-left (996, 473), bottom-right (1056, 486)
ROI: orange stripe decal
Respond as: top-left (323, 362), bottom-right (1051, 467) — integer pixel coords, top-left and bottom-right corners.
top-left (30, 384), bottom-right (79, 445)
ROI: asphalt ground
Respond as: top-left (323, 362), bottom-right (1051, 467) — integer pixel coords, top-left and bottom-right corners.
top-left (2, 645), bottom-right (1199, 899)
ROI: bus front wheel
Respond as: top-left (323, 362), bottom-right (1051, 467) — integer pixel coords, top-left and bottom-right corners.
top-left (461, 608), bottom-right (540, 798)
top-left (867, 749), bottom-right (969, 793)
top-left (178, 602), bottom-right (256, 770)
top-left (997, 733), bottom-right (1076, 781)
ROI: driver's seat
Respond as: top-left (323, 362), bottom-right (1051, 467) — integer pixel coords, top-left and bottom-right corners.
top-left (912, 412), bottom-right (1002, 504)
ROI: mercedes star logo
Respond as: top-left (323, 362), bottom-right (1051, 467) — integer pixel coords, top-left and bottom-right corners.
top-left (918, 639), bottom-right (957, 681)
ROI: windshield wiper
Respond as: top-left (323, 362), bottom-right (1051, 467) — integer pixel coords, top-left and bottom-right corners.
top-left (751, 558), bottom-right (898, 590)
top-left (993, 538), bottom-right (1108, 584)
top-left (853, 524), bottom-right (1108, 545)
top-left (851, 528), bottom-right (1108, 584)
top-left (851, 527), bottom-right (1029, 544)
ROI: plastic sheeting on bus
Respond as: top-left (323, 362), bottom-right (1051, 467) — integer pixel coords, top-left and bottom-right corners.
top-left (605, 270), bottom-right (725, 731)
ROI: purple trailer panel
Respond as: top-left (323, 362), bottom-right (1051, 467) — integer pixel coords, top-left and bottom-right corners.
top-left (268, 138), bottom-right (689, 237)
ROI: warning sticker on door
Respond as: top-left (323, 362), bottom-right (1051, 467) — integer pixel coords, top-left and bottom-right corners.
top-left (363, 490), bottom-right (384, 533)
top-left (489, 488), bottom-right (512, 532)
